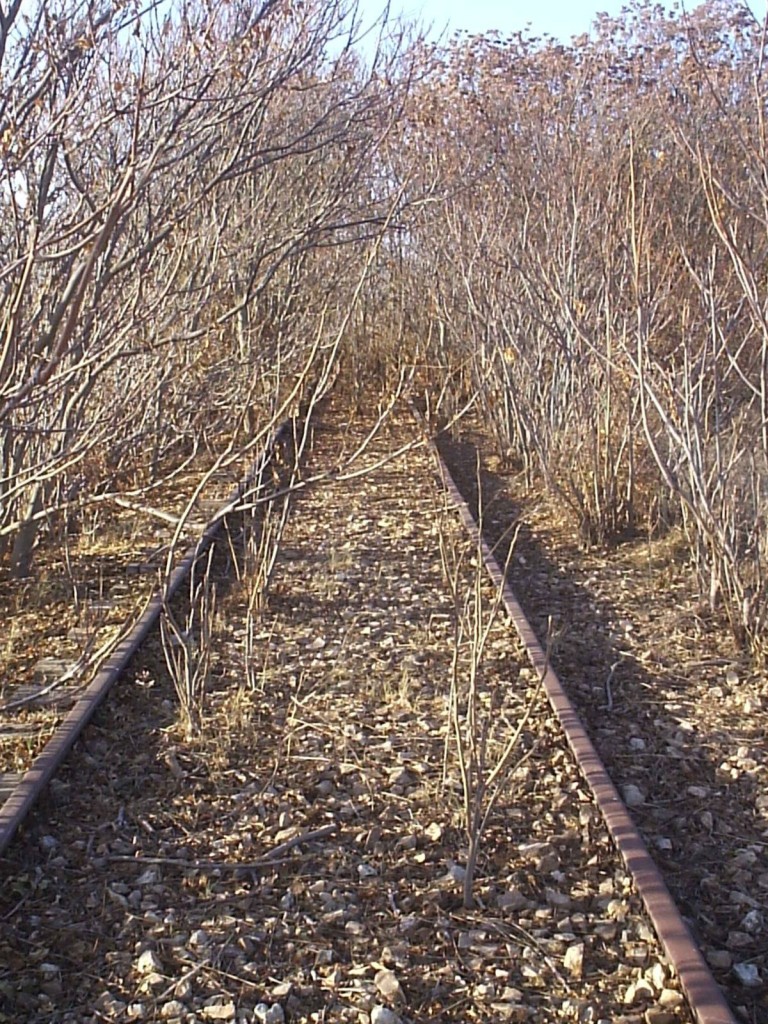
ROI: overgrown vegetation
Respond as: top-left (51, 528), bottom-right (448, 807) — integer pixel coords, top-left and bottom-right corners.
top-left (3, 0), bottom-right (768, 658)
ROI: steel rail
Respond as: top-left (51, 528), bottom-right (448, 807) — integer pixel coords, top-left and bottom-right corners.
top-left (434, 445), bottom-right (737, 1024)
top-left (0, 422), bottom-right (290, 858)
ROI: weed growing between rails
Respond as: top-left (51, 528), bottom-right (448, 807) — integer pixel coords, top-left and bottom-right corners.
top-left (160, 547), bottom-right (217, 740)
top-left (437, 457), bottom-right (543, 910)
top-left (239, 434), bottom-right (299, 691)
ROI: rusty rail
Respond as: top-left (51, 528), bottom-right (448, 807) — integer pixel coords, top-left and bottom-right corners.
top-left (434, 446), bottom-right (737, 1024)
top-left (0, 422), bottom-right (289, 857)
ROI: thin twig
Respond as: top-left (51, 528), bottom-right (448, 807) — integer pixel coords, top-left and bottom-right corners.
top-left (107, 823), bottom-right (340, 872)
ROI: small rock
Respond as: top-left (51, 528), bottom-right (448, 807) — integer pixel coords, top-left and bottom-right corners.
top-left (136, 950), bottom-right (162, 975)
top-left (201, 1000), bottom-right (236, 1020)
top-left (424, 822), bottom-right (442, 841)
top-left (687, 785), bottom-right (709, 799)
top-left (174, 979), bottom-right (192, 1001)
top-left (729, 849), bottom-right (758, 871)
top-left (624, 979), bottom-right (655, 1005)
top-left (473, 982), bottom-right (495, 1002)
top-left (606, 899), bottom-right (628, 921)
top-left (658, 990), bottom-right (683, 1009)
top-left (654, 836), bottom-right (673, 852)
top-left (139, 971), bottom-right (164, 993)
top-left (545, 887), bottom-right (571, 909)
top-left (253, 1005), bottom-right (285, 1024)
top-left (647, 962), bottom-right (666, 992)
top-left (127, 1005), bottom-right (147, 1020)
top-left (699, 811), bottom-right (714, 830)
top-left (624, 942), bottom-right (649, 966)
top-left (628, 738), bottom-right (646, 751)
top-left (732, 962), bottom-right (761, 987)
top-left (706, 950), bottom-right (732, 970)
top-left (374, 968), bottom-right (405, 1006)
top-left (579, 805), bottom-right (595, 826)
top-left (490, 1005), bottom-right (529, 1021)
top-left (370, 1007), bottom-right (401, 1024)
top-left (563, 943), bottom-right (584, 979)
top-left (644, 1011), bottom-right (676, 1024)
top-left (160, 1002), bottom-right (186, 1019)
top-left (189, 929), bottom-right (210, 948)
top-left (446, 863), bottom-right (466, 884)
top-left (40, 835), bottom-right (58, 853)
top-left (498, 889), bottom-right (528, 912)
top-left (622, 785), bottom-right (645, 807)
top-left (741, 909), bottom-right (763, 934)
top-left (96, 993), bottom-right (128, 1017)
top-left (726, 930), bottom-right (753, 950)
top-left (500, 987), bottom-right (524, 1002)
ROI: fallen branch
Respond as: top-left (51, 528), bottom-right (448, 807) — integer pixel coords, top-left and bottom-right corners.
top-left (107, 823), bottom-right (340, 872)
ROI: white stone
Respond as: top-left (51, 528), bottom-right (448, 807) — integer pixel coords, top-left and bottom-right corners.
top-left (370, 1007), bottom-right (401, 1024)
top-left (658, 989), bottom-right (683, 1009)
top-left (160, 1002), bottom-right (186, 1019)
top-left (563, 943), bottom-right (584, 979)
top-left (474, 982), bottom-right (495, 1002)
top-left (687, 785), bottom-right (709, 798)
top-left (733, 962), bottom-right (761, 987)
top-left (647, 962), bottom-right (666, 992)
top-left (201, 1000), bottom-right (236, 1020)
top-left (136, 950), bottom-right (162, 975)
top-left (741, 909), bottom-right (763, 933)
top-left (622, 784), bottom-right (645, 807)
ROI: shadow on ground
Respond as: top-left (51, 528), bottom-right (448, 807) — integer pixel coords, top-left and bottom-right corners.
top-left (437, 426), bottom-right (768, 1024)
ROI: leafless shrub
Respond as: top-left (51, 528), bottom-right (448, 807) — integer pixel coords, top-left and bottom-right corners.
top-left (438, 465), bottom-right (535, 909)
top-left (0, 0), bottom-right (416, 578)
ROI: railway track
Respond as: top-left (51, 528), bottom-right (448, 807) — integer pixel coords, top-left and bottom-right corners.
top-left (0, 421), bottom-right (292, 858)
top-left (0, 402), bottom-right (752, 1023)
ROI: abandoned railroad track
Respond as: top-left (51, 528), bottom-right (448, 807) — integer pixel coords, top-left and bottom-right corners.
top-left (0, 402), bottom-right (759, 1024)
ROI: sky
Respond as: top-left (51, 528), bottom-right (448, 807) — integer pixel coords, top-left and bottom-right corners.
top-left (357, 0), bottom-right (767, 45)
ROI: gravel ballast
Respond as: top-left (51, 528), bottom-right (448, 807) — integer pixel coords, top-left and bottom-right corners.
top-left (0, 406), bottom-right (692, 1024)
